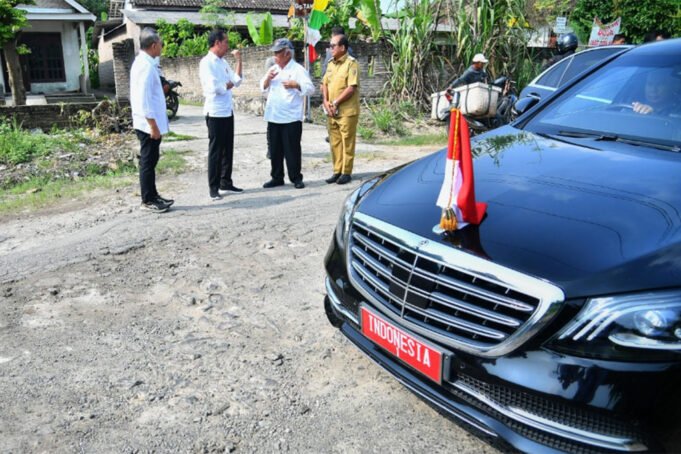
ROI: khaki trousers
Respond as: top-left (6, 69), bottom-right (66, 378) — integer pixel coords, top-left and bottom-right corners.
top-left (328, 114), bottom-right (358, 175)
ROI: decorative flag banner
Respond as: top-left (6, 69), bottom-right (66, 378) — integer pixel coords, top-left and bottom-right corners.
top-left (308, 0), bottom-right (330, 29)
top-left (307, 27), bottom-right (321, 46)
top-left (588, 16), bottom-right (621, 47)
top-left (436, 109), bottom-right (487, 231)
top-left (307, 28), bottom-right (321, 62)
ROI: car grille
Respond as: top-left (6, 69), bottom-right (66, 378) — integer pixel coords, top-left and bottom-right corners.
top-left (449, 373), bottom-right (648, 453)
top-left (347, 213), bottom-right (564, 356)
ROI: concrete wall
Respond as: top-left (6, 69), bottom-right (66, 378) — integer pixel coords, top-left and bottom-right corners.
top-left (98, 30), bottom-right (128, 88)
top-left (0, 53), bottom-right (5, 94)
top-left (24, 21), bottom-right (83, 94)
top-left (112, 39), bottom-right (391, 114)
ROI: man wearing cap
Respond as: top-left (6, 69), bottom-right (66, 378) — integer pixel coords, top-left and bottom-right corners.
top-left (447, 53), bottom-right (491, 91)
top-left (260, 38), bottom-right (315, 189)
top-left (199, 28), bottom-right (243, 201)
top-left (321, 34), bottom-right (360, 185)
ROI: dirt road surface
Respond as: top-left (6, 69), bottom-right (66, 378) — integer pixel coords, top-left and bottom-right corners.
top-left (0, 106), bottom-right (501, 453)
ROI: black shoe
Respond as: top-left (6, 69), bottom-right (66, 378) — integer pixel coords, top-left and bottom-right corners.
top-left (325, 136), bottom-right (330, 143)
top-left (336, 174), bottom-right (352, 185)
top-left (141, 200), bottom-right (170, 213)
top-left (210, 192), bottom-right (223, 201)
top-left (325, 173), bottom-right (340, 184)
top-left (263, 180), bottom-right (285, 188)
top-left (294, 181), bottom-right (305, 189)
top-left (155, 195), bottom-right (174, 206)
top-left (219, 184), bottom-right (243, 193)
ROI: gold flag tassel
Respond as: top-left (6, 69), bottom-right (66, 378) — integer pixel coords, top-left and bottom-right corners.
top-left (439, 109), bottom-right (460, 233)
top-left (440, 207), bottom-right (458, 231)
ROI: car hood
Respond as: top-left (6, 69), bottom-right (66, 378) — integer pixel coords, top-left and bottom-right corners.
top-left (356, 127), bottom-right (681, 297)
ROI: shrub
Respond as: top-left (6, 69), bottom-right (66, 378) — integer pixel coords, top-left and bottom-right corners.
top-left (0, 119), bottom-right (77, 165)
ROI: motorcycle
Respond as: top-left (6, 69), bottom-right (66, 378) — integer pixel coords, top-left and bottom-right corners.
top-left (161, 77), bottom-right (182, 120)
top-left (435, 76), bottom-right (517, 135)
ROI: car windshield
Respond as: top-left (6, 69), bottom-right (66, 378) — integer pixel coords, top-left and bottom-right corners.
top-left (525, 52), bottom-right (681, 148)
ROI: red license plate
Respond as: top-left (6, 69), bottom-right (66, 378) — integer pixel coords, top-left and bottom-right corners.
top-left (360, 305), bottom-right (443, 384)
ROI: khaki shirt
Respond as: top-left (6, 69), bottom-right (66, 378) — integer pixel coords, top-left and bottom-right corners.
top-left (323, 54), bottom-right (360, 117)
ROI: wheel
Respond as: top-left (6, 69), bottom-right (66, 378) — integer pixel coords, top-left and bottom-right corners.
top-left (166, 92), bottom-right (179, 120)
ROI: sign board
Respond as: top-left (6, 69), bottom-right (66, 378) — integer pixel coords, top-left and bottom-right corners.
top-left (588, 16), bottom-right (621, 46)
top-left (555, 16), bottom-right (568, 34)
top-left (294, 0), bottom-right (313, 17)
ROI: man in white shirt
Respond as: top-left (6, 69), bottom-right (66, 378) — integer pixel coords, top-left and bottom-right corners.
top-left (130, 27), bottom-right (173, 213)
top-left (199, 29), bottom-right (243, 201)
top-left (260, 38), bottom-right (314, 189)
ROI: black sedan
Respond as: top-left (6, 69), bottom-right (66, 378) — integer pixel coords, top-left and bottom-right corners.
top-left (324, 38), bottom-right (681, 453)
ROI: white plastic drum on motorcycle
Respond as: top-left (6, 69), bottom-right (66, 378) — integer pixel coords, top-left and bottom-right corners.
top-left (430, 91), bottom-right (452, 121)
top-left (453, 82), bottom-right (502, 118)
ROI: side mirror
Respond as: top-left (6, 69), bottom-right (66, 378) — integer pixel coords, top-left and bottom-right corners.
top-left (513, 96), bottom-right (540, 117)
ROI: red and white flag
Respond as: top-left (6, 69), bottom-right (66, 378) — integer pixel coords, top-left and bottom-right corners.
top-left (436, 109), bottom-right (487, 231)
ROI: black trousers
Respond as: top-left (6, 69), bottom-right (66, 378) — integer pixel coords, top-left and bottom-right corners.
top-left (205, 115), bottom-right (235, 192)
top-left (135, 129), bottom-right (161, 203)
top-left (268, 121), bottom-right (303, 183)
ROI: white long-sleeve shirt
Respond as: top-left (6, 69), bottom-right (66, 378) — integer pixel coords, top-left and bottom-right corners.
top-left (199, 51), bottom-right (242, 117)
top-left (260, 59), bottom-right (315, 124)
top-left (130, 50), bottom-right (169, 135)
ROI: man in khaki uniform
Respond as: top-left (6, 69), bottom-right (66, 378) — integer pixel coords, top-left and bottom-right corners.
top-left (322, 34), bottom-right (359, 185)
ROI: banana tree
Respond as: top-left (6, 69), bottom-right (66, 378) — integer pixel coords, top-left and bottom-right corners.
top-left (246, 12), bottom-right (274, 46)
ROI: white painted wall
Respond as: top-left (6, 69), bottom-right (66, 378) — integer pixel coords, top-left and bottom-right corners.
top-left (25, 21), bottom-right (82, 93)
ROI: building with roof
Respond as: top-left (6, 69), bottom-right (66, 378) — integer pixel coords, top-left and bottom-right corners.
top-left (1, 0), bottom-right (95, 98)
top-left (94, 0), bottom-right (292, 88)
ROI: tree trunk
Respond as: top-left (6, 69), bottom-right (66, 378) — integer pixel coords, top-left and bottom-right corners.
top-left (2, 40), bottom-right (27, 106)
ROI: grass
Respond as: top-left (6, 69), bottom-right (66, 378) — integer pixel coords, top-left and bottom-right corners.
top-left (157, 149), bottom-right (188, 174)
top-left (179, 98), bottom-right (203, 107)
top-left (164, 131), bottom-right (197, 142)
top-left (0, 120), bottom-right (86, 165)
top-left (0, 170), bottom-right (136, 214)
top-left (0, 149), bottom-right (188, 215)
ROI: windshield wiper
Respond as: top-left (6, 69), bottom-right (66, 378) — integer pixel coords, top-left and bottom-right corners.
top-left (558, 130), bottom-right (618, 141)
top-left (558, 130), bottom-right (680, 152)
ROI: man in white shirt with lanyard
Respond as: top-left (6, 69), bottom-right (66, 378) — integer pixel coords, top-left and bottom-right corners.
top-left (130, 27), bottom-right (173, 213)
top-left (260, 38), bottom-right (314, 189)
top-left (199, 29), bottom-right (243, 201)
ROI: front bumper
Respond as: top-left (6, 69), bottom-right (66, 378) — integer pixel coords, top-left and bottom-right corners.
top-left (324, 236), bottom-right (681, 453)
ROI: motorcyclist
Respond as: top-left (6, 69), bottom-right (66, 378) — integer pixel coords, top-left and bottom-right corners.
top-left (541, 33), bottom-right (578, 71)
top-left (447, 53), bottom-right (491, 91)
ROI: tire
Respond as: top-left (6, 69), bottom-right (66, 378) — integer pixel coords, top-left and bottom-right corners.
top-left (166, 92), bottom-right (179, 120)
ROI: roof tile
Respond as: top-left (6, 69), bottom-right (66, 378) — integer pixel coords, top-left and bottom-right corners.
top-left (131, 0), bottom-right (290, 12)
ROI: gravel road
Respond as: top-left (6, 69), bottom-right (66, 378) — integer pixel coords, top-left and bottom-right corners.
top-left (0, 105), bottom-right (501, 453)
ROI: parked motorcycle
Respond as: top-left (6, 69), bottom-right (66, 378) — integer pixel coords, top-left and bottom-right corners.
top-left (161, 77), bottom-right (182, 120)
top-left (435, 76), bottom-right (517, 135)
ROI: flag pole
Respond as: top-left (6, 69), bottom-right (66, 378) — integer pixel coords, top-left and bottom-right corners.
top-left (303, 15), bottom-right (312, 123)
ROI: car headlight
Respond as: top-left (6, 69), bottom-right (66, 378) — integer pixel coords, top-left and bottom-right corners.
top-left (548, 290), bottom-right (681, 361)
top-left (335, 177), bottom-right (381, 249)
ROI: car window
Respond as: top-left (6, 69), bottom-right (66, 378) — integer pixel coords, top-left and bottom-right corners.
top-left (526, 57), bottom-right (681, 147)
top-left (535, 58), bottom-right (571, 88)
top-left (560, 48), bottom-right (622, 86)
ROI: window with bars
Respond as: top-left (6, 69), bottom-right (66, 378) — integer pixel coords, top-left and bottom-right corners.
top-left (20, 33), bottom-right (66, 83)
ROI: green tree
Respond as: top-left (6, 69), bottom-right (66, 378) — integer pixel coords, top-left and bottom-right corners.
top-left (571, 0), bottom-right (680, 43)
top-left (0, 0), bottom-right (34, 106)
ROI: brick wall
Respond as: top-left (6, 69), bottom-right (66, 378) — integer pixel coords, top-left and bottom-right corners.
top-left (114, 40), bottom-right (391, 114)
top-left (0, 102), bottom-right (127, 131)
top-left (112, 39), bottom-right (135, 101)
